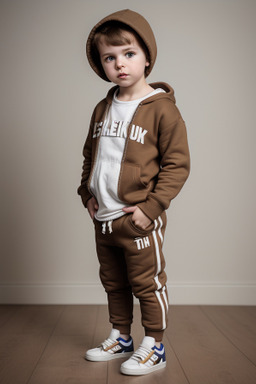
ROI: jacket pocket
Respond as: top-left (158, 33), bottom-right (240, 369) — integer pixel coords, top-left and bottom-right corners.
top-left (118, 162), bottom-right (151, 203)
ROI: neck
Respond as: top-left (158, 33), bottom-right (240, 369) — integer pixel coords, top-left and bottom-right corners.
top-left (117, 79), bottom-right (154, 101)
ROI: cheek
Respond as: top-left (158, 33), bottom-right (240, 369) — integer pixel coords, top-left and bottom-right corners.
top-left (102, 63), bottom-right (112, 74)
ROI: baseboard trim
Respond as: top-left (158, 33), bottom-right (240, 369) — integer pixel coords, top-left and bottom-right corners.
top-left (0, 282), bottom-right (255, 305)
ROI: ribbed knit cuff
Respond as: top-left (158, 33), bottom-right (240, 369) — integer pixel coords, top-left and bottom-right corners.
top-left (145, 329), bottom-right (164, 342)
top-left (137, 195), bottom-right (166, 222)
top-left (77, 187), bottom-right (92, 208)
top-left (113, 324), bottom-right (131, 336)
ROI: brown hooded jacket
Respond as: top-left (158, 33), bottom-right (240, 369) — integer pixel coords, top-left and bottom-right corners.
top-left (78, 10), bottom-right (190, 221)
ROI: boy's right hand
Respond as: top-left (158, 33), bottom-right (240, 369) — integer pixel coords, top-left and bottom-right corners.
top-left (86, 196), bottom-right (99, 219)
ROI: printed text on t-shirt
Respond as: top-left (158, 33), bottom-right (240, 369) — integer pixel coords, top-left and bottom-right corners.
top-left (92, 120), bottom-right (148, 144)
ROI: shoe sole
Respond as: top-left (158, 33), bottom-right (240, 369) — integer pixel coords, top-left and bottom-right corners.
top-left (120, 361), bottom-right (166, 375)
top-left (85, 351), bottom-right (134, 362)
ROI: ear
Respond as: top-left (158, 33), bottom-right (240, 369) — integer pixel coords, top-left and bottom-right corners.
top-left (145, 61), bottom-right (150, 67)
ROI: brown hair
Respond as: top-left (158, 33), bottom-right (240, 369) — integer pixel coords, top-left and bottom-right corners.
top-left (91, 21), bottom-right (150, 77)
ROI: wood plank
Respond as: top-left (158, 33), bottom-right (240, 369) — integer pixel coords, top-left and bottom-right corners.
top-left (0, 305), bottom-right (19, 328)
top-left (165, 305), bottom-right (256, 384)
top-left (0, 305), bottom-right (64, 384)
top-left (28, 305), bottom-right (107, 384)
top-left (201, 306), bottom-right (256, 365)
top-left (90, 304), bottom-right (111, 348)
top-left (1, 305), bottom-right (255, 384)
top-left (109, 304), bottom-right (189, 384)
top-left (246, 306), bottom-right (256, 318)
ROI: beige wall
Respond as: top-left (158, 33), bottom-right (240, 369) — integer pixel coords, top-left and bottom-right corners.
top-left (1, 0), bottom-right (255, 304)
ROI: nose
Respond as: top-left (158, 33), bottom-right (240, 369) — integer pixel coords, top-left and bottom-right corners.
top-left (115, 56), bottom-right (124, 70)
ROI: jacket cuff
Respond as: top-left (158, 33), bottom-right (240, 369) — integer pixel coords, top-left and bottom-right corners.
top-left (77, 186), bottom-right (92, 209)
top-left (137, 196), bottom-right (166, 222)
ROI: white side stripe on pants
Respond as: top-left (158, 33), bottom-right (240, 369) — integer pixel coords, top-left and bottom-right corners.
top-left (152, 216), bottom-right (167, 330)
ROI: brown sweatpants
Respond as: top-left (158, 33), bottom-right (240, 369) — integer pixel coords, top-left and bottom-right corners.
top-left (93, 211), bottom-right (168, 342)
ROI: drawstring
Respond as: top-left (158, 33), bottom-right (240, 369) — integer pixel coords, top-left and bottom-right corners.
top-left (108, 220), bottom-right (113, 234)
top-left (102, 222), bottom-right (106, 234)
top-left (101, 220), bottom-right (113, 234)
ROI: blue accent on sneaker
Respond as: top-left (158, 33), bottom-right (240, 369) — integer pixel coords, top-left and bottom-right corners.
top-left (116, 336), bottom-right (134, 354)
top-left (152, 344), bottom-right (166, 362)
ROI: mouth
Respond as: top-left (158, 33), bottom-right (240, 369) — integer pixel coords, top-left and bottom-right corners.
top-left (118, 73), bottom-right (128, 79)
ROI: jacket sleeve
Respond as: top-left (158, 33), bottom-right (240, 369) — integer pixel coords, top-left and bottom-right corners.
top-left (137, 116), bottom-right (190, 221)
top-left (77, 110), bottom-right (95, 208)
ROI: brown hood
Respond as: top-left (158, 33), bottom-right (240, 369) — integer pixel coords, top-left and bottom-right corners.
top-left (86, 9), bottom-right (157, 82)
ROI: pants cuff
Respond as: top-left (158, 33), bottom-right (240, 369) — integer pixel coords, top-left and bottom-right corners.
top-left (113, 324), bottom-right (131, 335)
top-left (145, 330), bottom-right (164, 342)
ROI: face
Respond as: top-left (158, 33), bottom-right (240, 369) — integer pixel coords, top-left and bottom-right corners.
top-left (97, 32), bottom-right (150, 89)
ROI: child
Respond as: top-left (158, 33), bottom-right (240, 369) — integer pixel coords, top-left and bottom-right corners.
top-left (77, 9), bottom-right (190, 376)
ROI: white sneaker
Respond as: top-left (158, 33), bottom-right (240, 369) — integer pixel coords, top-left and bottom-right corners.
top-left (85, 329), bottom-right (134, 362)
top-left (120, 336), bottom-right (166, 375)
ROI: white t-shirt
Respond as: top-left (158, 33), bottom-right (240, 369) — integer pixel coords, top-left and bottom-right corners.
top-left (90, 88), bottom-right (165, 221)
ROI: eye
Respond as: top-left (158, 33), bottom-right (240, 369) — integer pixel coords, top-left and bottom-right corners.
top-left (105, 56), bottom-right (114, 62)
top-left (126, 51), bottom-right (135, 58)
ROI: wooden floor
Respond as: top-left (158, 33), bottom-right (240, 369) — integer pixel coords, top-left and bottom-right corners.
top-left (0, 305), bottom-right (256, 384)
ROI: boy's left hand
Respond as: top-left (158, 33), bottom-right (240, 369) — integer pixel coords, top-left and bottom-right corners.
top-left (122, 206), bottom-right (152, 230)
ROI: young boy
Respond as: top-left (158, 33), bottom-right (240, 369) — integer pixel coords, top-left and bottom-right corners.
top-left (77, 9), bottom-right (190, 376)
